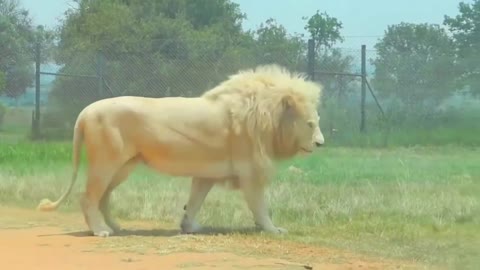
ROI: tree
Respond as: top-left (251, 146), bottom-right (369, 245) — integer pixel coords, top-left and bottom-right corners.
top-left (444, 0), bottom-right (480, 95)
top-left (303, 10), bottom-right (344, 54)
top-left (55, 0), bottom-right (247, 58)
top-left (372, 22), bottom-right (457, 112)
top-left (56, 0), bottom-right (143, 58)
top-left (0, 0), bottom-right (35, 99)
top-left (184, 0), bottom-right (245, 31)
top-left (252, 18), bottom-right (306, 70)
top-left (302, 10), bottom-right (354, 101)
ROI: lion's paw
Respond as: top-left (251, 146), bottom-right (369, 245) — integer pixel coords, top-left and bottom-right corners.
top-left (257, 224), bottom-right (288, 234)
top-left (180, 216), bottom-right (202, 234)
top-left (92, 225), bottom-right (114, 237)
top-left (180, 222), bottom-right (202, 234)
top-left (106, 221), bottom-right (121, 233)
top-left (93, 230), bottom-right (113, 237)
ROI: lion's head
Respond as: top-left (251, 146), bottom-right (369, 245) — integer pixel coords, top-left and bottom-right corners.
top-left (202, 64), bottom-right (324, 161)
top-left (276, 93), bottom-right (324, 157)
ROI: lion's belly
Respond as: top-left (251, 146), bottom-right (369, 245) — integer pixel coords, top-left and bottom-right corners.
top-left (145, 158), bottom-right (233, 179)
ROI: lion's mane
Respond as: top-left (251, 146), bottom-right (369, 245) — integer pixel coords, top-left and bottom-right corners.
top-left (203, 64), bottom-right (323, 184)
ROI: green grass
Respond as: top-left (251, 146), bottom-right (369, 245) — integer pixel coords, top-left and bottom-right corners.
top-left (0, 142), bottom-right (479, 269)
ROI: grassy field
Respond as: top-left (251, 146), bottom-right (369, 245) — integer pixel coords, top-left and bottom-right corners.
top-left (0, 141), bottom-right (479, 269)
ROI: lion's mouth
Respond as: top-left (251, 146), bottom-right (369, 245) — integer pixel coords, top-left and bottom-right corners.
top-left (300, 148), bottom-right (313, 153)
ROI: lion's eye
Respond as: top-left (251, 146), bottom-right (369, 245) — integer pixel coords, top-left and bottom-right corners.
top-left (307, 121), bottom-right (314, 128)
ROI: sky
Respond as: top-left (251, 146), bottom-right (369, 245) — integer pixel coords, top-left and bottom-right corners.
top-left (20, 0), bottom-right (468, 50)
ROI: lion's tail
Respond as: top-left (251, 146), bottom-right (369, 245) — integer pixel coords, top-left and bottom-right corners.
top-left (37, 116), bottom-right (84, 212)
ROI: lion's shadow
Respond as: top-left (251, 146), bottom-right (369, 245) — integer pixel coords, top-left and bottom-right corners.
top-left (39, 226), bottom-right (261, 238)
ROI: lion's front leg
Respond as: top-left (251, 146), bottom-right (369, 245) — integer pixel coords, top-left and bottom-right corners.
top-left (241, 181), bottom-right (287, 234)
top-left (180, 177), bottom-right (214, 234)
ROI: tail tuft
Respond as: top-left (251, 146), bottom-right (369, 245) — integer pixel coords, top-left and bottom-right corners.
top-left (36, 198), bottom-right (58, 211)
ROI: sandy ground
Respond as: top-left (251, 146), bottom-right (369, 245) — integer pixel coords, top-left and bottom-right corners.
top-left (0, 206), bottom-right (422, 270)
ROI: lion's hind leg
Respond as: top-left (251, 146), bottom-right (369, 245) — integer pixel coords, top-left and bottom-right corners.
top-left (81, 151), bottom-right (131, 237)
top-left (99, 157), bottom-right (139, 233)
top-left (80, 164), bottom-right (119, 237)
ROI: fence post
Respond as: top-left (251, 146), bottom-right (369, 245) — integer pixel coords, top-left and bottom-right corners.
top-left (307, 39), bottom-right (315, 80)
top-left (360, 44), bottom-right (366, 132)
top-left (96, 50), bottom-right (105, 99)
top-left (32, 40), bottom-right (41, 139)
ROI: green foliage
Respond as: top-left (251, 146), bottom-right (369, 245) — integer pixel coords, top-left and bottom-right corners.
top-left (444, 0), bottom-right (480, 95)
top-left (55, 0), bottom-right (247, 57)
top-left (372, 22), bottom-right (458, 112)
top-left (0, 71), bottom-right (5, 93)
top-left (0, 101), bottom-right (6, 129)
top-left (183, 0), bottom-right (245, 32)
top-left (251, 18), bottom-right (307, 70)
top-left (303, 10), bottom-right (344, 52)
top-left (0, 0), bottom-right (35, 98)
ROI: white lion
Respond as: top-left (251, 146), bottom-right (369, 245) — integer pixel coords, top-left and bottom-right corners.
top-left (37, 64), bottom-right (325, 237)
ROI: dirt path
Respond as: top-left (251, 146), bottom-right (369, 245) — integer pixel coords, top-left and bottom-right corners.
top-left (0, 206), bottom-right (420, 270)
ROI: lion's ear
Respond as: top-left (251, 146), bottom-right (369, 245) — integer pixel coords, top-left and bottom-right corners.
top-left (281, 94), bottom-right (298, 117)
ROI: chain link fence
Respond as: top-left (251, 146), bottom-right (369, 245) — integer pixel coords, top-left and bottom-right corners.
top-left (37, 38), bottom-right (313, 140)
top-left (306, 42), bottom-right (479, 147)
top-left (308, 45), bottom-right (387, 146)
top-left (1, 37), bottom-right (478, 147)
